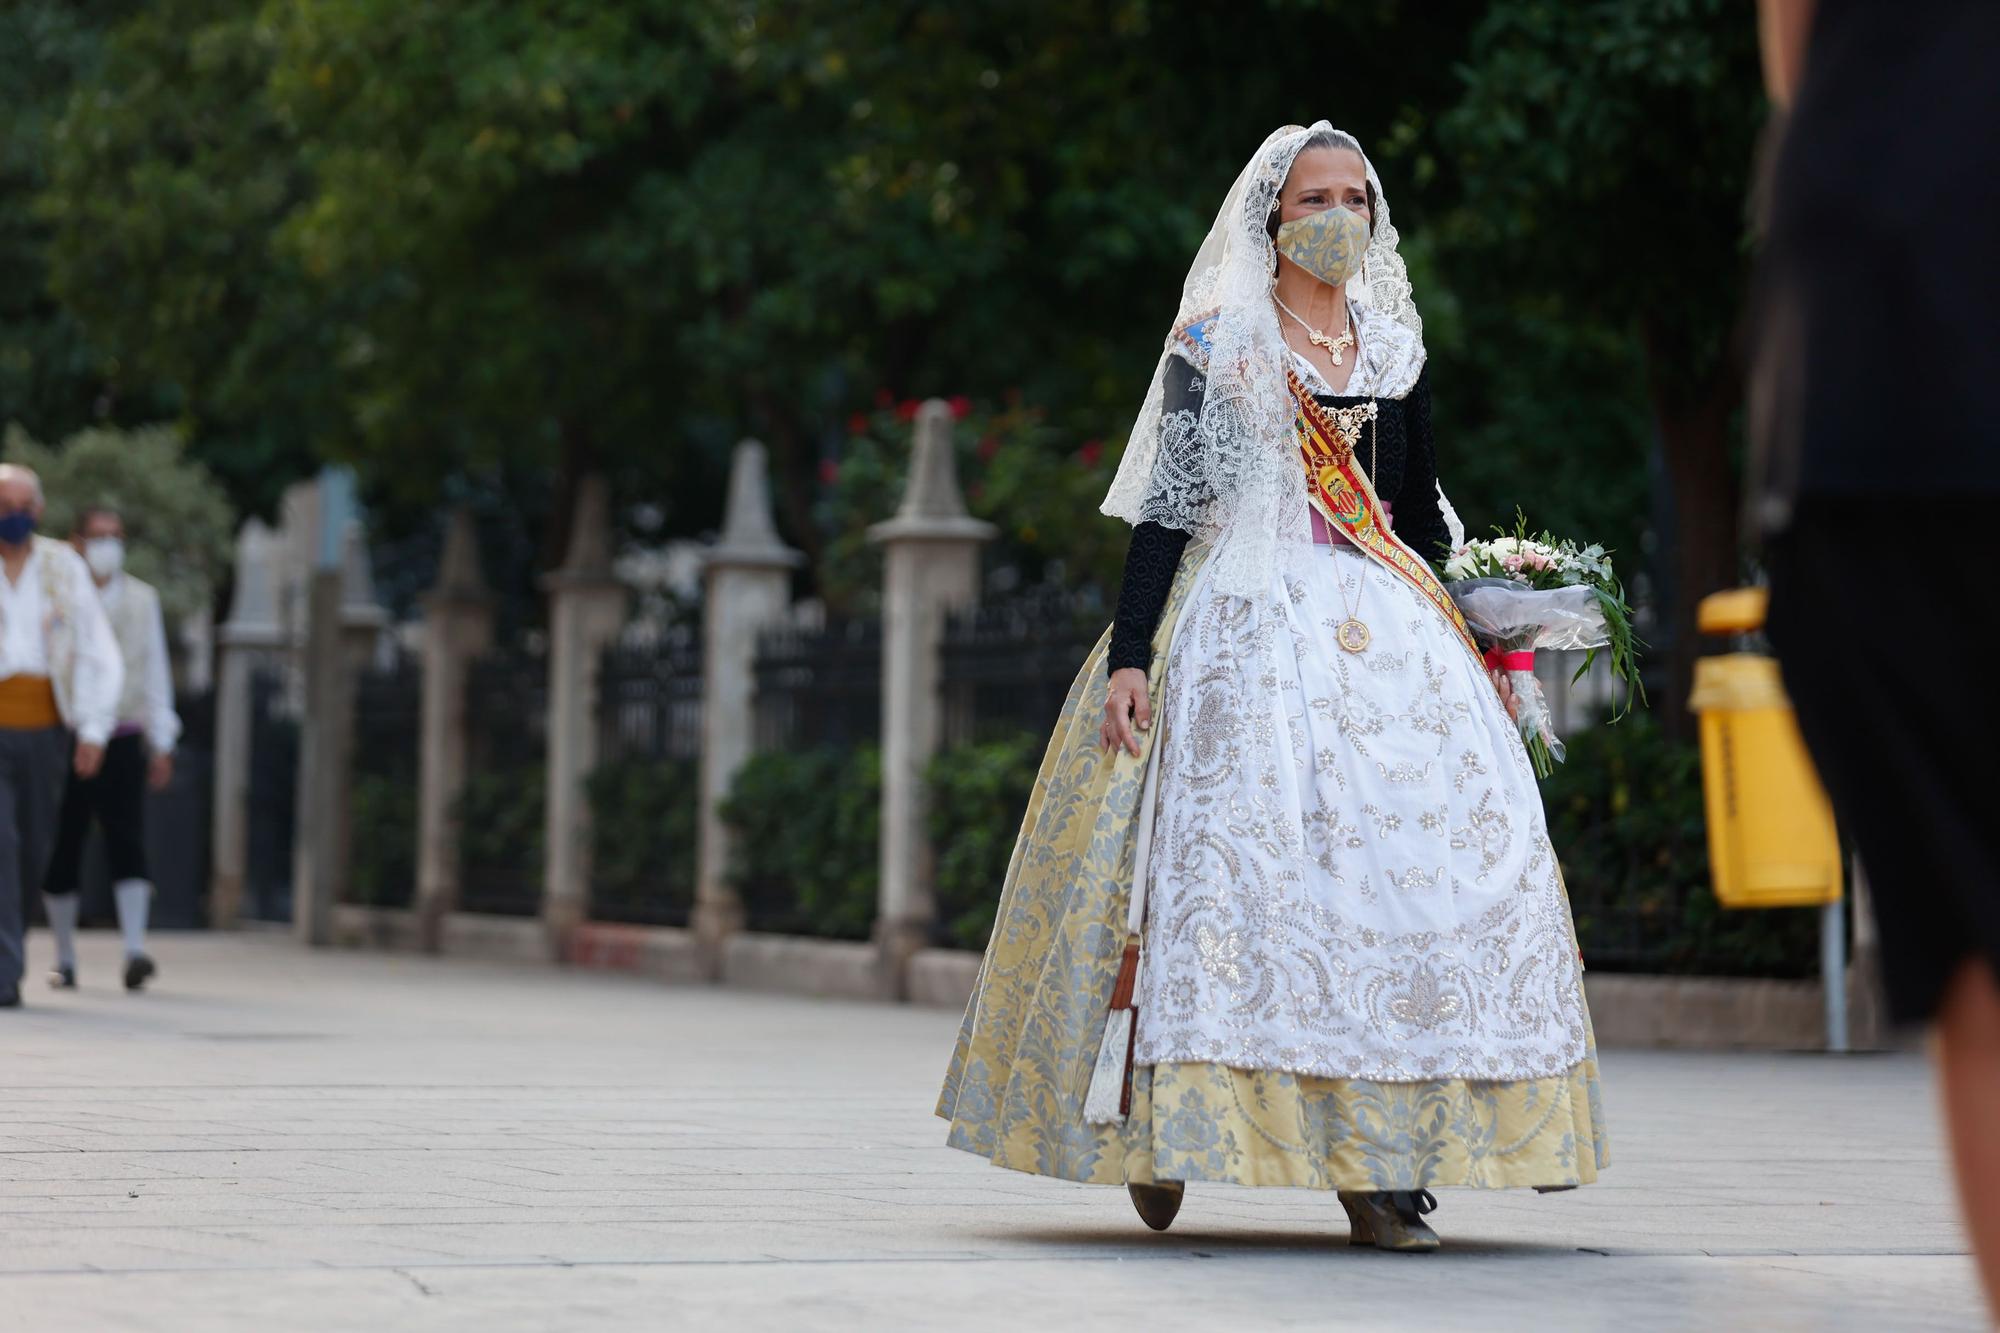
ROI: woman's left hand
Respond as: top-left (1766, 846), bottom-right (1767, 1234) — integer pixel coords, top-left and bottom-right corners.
top-left (1489, 668), bottom-right (1523, 722)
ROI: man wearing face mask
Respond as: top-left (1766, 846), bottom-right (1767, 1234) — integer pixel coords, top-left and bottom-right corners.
top-left (41, 505), bottom-right (180, 993)
top-left (0, 464), bottom-right (122, 1010)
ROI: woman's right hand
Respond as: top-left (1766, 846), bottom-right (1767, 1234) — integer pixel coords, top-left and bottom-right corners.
top-left (1100, 667), bottom-right (1152, 757)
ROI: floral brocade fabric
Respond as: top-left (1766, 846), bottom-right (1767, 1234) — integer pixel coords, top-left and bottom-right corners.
top-left (937, 546), bottom-right (1609, 1191)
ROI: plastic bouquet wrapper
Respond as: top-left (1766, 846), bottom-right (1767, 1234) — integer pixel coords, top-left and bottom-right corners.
top-left (1437, 517), bottom-right (1644, 777)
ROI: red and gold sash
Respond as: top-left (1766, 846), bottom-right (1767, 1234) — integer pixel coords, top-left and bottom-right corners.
top-left (1288, 369), bottom-right (1482, 663)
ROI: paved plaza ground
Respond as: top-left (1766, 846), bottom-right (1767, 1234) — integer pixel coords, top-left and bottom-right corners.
top-left (0, 932), bottom-right (1986, 1331)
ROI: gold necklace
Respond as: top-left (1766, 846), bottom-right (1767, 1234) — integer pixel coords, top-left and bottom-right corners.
top-left (1324, 405), bottom-right (1379, 653)
top-left (1274, 295), bottom-right (1356, 365)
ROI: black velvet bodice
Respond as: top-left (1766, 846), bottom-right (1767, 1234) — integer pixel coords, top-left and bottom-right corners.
top-left (1106, 370), bottom-right (1447, 675)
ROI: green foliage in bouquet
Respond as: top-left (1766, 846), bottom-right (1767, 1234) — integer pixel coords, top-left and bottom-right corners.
top-left (719, 747), bottom-right (880, 940)
top-left (1443, 510), bottom-right (1646, 719)
top-left (926, 736), bottom-right (1041, 953)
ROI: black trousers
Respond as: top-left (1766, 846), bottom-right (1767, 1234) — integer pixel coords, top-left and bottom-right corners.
top-left (0, 726), bottom-right (65, 990)
top-left (1766, 498), bottom-right (1999, 1025)
top-left (42, 733), bottom-right (149, 895)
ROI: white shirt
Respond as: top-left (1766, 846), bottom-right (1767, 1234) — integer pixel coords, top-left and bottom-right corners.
top-left (101, 574), bottom-right (181, 754)
top-left (0, 542), bottom-right (123, 745)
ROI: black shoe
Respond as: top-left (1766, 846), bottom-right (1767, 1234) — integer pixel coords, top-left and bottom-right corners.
top-left (0, 985), bottom-right (20, 1008)
top-left (48, 964), bottom-right (76, 990)
top-left (123, 954), bottom-right (156, 993)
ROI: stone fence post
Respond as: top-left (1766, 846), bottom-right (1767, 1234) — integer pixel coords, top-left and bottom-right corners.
top-left (415, 510), bottom-right (493, 950)
top-left (868, 401), bottom-right (994, 997)
top-left (292, 521), bottom-right (388, 946)
top-left (541, 475), bottom-right (628, 950)
top-left (209, 519), bottom-right (285, 928)
top-left (291, 565), bottom-right (349, 947)
top-left (694, 441), bottom-right (802, 975)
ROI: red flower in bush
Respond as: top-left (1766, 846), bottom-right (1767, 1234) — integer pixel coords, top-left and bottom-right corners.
top-left (847, 412), bottom-right (869, 436)
top-left (948, 395), bottom-right (973, 420)
top-left (819, 458), bottom-right (840, 486)
top-left (874, 387), bottom-right (895, 407)
top-left (895, 399), bottom-right (921, 421)
top-left (1078, 438), bottom-right (1104, 468)
top-left (976, 434), bottom-right (1001, 462)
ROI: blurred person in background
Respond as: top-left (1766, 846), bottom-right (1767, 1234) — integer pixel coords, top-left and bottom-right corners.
top-left (1754, 0), bottom-right (2000, 1313)
top-left (938, 124), bottom-right (1605, 1252)
top-left (41, 506), bottom-right (180, 994)
top-left (0, 464), bottom-right (122, 1010)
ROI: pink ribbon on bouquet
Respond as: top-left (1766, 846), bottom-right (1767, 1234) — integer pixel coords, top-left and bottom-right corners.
top-left (1483, 646), bottom-right (1536, 672)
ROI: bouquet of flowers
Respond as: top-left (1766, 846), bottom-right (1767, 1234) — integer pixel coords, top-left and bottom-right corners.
top-left (1437, 514), bottom-right (1644, 777)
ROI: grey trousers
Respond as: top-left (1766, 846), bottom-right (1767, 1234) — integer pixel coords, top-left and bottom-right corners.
top-left (0, 727), bottom-right (66, 990)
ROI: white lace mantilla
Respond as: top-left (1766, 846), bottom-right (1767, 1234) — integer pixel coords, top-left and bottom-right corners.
top-left (1101, 122), bottom-right (1426, 601)
top-left (1133, 550), bottom-right (1590, 1082)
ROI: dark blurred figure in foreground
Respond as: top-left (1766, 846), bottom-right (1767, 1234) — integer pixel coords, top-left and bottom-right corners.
top-left (1755, 0), bottom-right (2000, 1314)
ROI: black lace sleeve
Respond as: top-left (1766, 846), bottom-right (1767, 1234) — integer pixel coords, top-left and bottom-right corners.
top-left (1392, 369), bottom-right (1450, 563)
top-left (1105, 349), bottom-right (1206, 676)
top-left (1107, 522), bottom-right (1192, 675)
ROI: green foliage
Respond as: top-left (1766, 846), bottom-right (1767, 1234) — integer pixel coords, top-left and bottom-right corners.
top-left (1438, 0), bottom-right (1764, 398)
top-left (587, 756), bottom-right (698, 923)
top-left (926, 736), bottom-right (1041, 953)
top-left (2, 421), bottom-right (235, 624)
top-left (26, 0), bottom-right (1769, 742)
top-left (1543, 715), bottom-right (1819, 977)
top-left (456, 764), bottom-right (546, 883)
top-left (349, 771), bottom-right (417, 908)
top-left (817, 397), bottom-right (1121, 612)
top-left (34, 0), bottom-right (327, 517)
top-left (1433, 0), bottom-right (1768, 726)
top-left (34, 0), bottom-right (1488, 556)
top-left (0, 1), bottom-right (177, 441)
top-left (718, 746), bottom-right (879, 939)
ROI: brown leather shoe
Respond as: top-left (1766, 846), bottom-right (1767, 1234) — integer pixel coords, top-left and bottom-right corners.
top-left (1339, 1189), bottom-right (1441, 1252)
top-left (1127, 1180), bottom-right (1185, 1231)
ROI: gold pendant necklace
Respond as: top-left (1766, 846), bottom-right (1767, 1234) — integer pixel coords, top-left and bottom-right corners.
top-left (1326, 407), bottom-right (1379, 653)
top-left (1275, 296), bottom-right (1355, 365)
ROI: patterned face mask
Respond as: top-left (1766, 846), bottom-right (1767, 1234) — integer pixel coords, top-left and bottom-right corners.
top-left (1274, 205), bottom-right (1369, 287)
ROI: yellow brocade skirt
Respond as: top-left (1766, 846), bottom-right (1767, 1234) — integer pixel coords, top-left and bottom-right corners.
top-left (936, 546), bottom-right (1609, 1191)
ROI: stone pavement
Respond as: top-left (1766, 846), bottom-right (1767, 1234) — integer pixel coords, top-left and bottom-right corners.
top-left (0, 932), bottom-right (1985, 1332)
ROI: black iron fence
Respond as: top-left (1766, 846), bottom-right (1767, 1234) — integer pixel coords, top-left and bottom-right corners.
top-left (589, 630), bottom-right (702, 927)
top-left (149, 688), bottom-right (216, 928)
top-left (245, 666), bottom-right (299, 923)
top-left (752, 616), bottom-right (882, 753)
top-left (1557, 821), bottom-right (1824, 978)
top-left (940, 586), bottom-right (1106, 744)
top-left (457, 645), bottom-right (548, 916)
top-left (349, 649), bottom-right (421, 909)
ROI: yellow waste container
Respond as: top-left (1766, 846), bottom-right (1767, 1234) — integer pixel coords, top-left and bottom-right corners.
top-left (1688, 606), bottom-right (1843, 908)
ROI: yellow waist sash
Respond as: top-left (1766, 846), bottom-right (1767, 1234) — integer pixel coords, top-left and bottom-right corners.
top-left (0, 674), bottom-right (60, 730)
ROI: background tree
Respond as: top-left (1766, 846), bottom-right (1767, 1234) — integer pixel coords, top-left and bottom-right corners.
top-left (34, 0), bottom-right (1764, 688)
top-left (3, 422), bottom-right (236, 626)
top-left (1437, 0), bottom-right (1765, 733)
top-left (0, 1), bottom-right (176, 439)
top-left (35, 0), bottom-right (331, 519)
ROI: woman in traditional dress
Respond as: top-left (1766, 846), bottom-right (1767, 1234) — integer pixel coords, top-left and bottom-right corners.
top-left (937, 123), bottom-right (1607, 1253)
